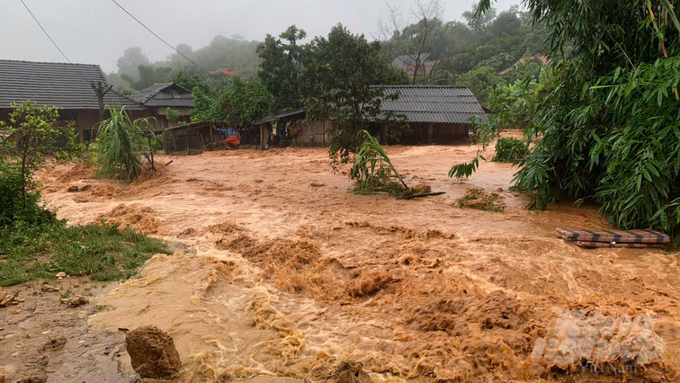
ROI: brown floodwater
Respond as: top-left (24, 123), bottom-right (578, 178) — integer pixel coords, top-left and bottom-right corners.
top-left (36, 142), bottom-right (680, 382)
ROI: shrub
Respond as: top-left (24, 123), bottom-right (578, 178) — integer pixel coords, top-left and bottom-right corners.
top-left (492, 137), bottom-right (528, 162)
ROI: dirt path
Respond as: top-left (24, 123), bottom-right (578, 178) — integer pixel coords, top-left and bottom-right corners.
top-left (18, 143), bottom-right (680, 382)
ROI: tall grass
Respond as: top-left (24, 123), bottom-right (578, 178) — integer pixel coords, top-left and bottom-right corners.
top-left (96, 107), bottom-right (155, 181)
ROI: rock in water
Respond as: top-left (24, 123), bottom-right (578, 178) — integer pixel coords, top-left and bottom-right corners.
top-left (126, 325), bottom-right (181, 379)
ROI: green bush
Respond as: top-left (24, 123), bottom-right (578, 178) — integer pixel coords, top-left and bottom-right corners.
top-left (0, 159), bottom-right (54, 227)
top-left (492, 137), bottom-right (528, 162)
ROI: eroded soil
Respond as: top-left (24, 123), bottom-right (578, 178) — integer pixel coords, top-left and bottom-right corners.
top-left (5, 142), bottom-right (679, 382)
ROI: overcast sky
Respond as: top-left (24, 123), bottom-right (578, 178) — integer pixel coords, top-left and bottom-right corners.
top-left (1, 0), bottom-right (518, 73)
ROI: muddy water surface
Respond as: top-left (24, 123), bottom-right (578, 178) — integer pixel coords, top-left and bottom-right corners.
top-left (37, 144), bottom-right (680, 382)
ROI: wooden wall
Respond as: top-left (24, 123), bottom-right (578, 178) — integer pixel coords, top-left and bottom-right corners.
top-left (295, 119), bottom-right (334, 147)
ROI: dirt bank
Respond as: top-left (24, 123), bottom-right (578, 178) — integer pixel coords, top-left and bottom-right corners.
top-left (27, 143), bottom-right (680, 382)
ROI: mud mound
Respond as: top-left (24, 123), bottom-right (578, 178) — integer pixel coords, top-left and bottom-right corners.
top-left (456, 188), bottom-right (506, 212)
top-left (53, 161), bottom-right (93, 183)
top-left (97, 203), bottom-right (162, 235)
top-left (126, 325), bottom-right (181, 379)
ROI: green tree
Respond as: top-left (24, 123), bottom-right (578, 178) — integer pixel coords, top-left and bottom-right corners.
top-left (257, 25), bottom-right (308, 111)
top-left (0, 100), bottom-right (80, 217)
top-left (122, 65), bottom-right (173, 91)
top-left (303, 24), bottom-right (404, 165)
top-left (222, 77), bottom-right (272, 128)
top-left (116, 46), bottom-right (150, 78)
top-left (166, 107), bottom-right (180, 122)
top-left (455, 65), bottom-right (500, 105)
top-left (466, 0), bottom-right (680, 236)
top-left (189, 87), bottom-right (222, 123)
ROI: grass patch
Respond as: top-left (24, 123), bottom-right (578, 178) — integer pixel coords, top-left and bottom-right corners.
top-left (0, 220), bottom-right (170, 286)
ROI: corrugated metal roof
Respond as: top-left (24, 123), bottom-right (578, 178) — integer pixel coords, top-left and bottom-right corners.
top-left (373, 85), bottom-right (489, 124)
top-left (256, 107), bottom-right (305, 125)
top-left (129, 83), bottom-right (194, 108)
top-left (0, 59), bottom-right (145, 110)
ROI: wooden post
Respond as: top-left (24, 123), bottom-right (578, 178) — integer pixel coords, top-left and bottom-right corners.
top-left (91, 82), bottom-right (113, 123)
top-left (91, 82), bottom-right (113, 139)
top-left (427, 122), bottom-right (434, 143)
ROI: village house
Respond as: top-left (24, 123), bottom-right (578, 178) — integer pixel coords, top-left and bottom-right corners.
top-left (129, 83), bottom-right (195, 133)
top-left (258, 85), bottom-right (488, 146)
top-left (391, 54), bottom-right (439, 76)
top-left (0, 59), bottom-right (146, 142)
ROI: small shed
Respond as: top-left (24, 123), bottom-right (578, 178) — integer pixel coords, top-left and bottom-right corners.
top-left (129, 83), bottom-right (194, 133)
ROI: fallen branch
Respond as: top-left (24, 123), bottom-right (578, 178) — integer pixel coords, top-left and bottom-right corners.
top-left (398, 191), bottom-right (446, 200)
top-left (164, 160), bottom-right (173, 166)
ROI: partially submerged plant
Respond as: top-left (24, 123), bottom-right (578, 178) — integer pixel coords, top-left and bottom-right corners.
top-left (492, 137), bottom-right (528, 163)
top-left (456, 188), bottom-right (505, 212)
top-left (96, 107), bottom-right (157, 181)
top-left (350, 130), bottom-right (408, 194)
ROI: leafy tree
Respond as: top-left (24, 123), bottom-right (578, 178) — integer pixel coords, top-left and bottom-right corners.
top-left (122, 65), bottom-right (173, 91)
top-left (303, 24), bottom-right (404, 165)
top-left (378, 0), bottom-right (448, 84)
top-left (464, 0), bottom-right (680, 236)
top-left (172, 70), bottom-right (232, 98)
top-left (463, 5), bottom-right (496, 30)
top-left (455, 65), bottom-right (500, 105)
top-left (116, 47), bottom-right (150, 78)
top-left (222, 77), bottom-right (272, 128)
top-left (166, 107), bottom-right (180, 122)
top-left (0, 101), bottom-right (80, 225)
top-left (257, 25), bottom-right (308, 111)
top-left (189, 87), bottom-right (222, 123)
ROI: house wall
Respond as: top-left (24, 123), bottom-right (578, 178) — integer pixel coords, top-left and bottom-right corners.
top-left (400, 122), bottom-right (469, 144)
top-left (295, 119), bottom-right (333, 147)
top-left (147, 106), bottom-right (192, 133)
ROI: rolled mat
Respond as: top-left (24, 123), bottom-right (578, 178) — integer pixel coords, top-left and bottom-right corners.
top-left (574, 241), bottom-right (667, 249)
top-left (557, 228), bottom-right (670, 244)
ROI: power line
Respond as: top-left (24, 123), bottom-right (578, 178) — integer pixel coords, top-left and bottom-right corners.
top-left (110, 0), bottom-right (213, 76)
top-left (20, 0), bottom-right (72, 63)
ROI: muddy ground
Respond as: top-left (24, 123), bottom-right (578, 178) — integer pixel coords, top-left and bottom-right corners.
top-left (2, 141), bottom-right (679, 382)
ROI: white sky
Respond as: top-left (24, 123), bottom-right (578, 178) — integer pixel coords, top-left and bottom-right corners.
top-left (0, 0), bottom-right (518, 73)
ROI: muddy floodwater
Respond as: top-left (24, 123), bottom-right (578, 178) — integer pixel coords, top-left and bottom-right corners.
top-left (26, 143), bottom-right (680, 382)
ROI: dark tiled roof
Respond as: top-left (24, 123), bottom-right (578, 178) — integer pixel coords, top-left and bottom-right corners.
top-left (0, 59), bottom-right (144, 110)
top-left (372, 85), bottom-right (489, 124)
top-left (130, 83), bottom-right (194, 108)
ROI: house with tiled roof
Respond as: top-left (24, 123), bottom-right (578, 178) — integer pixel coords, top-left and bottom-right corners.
top-left (0, 59), bottom-right (146, 142)
top-left (257, 85), bottom-right (488, 146)
top-left (130, 83), bottom-right (194, 131)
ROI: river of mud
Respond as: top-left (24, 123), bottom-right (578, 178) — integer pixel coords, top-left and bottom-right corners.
top-left (34, 143), bottom-right (680, 382)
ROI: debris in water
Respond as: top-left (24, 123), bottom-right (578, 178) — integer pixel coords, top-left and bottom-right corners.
top-left (456, 188), bottom-right (505, 212)
top-left (126, 325), bottom-right (181, 379)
